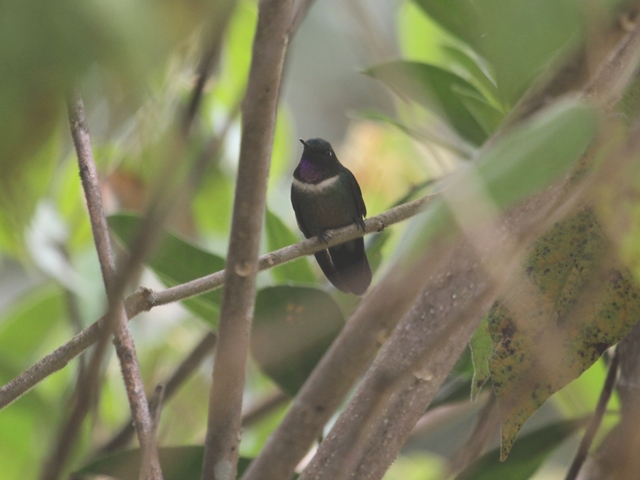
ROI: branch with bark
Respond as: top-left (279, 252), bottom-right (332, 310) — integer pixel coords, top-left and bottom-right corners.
top-left (38, 91), bottom-right (162, 480)
top-left (0, 192), bottom-right (433, 411)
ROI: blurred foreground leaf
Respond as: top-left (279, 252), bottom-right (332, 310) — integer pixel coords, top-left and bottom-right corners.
top-left (0, 130), bottom-right (61, 257)
top-left (0, 284), bottom-right (65, 393)
top-left (411, 0), bottom-right (481, 48)
top-left (404, 99), bottom-right (598, 257)
top-left (414, 0), bottom-right (586, 104)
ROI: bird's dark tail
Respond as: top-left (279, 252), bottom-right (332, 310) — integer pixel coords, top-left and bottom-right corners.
top-left (314, 238), bottom-right (371, 295)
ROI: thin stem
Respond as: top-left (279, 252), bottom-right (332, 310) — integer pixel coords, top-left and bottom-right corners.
top-left (565, 352), bottom-right (620, 480)
top-left (183, 0), bottom-right (236, 132)
top-left (153, 193), bottom-right (431, 307)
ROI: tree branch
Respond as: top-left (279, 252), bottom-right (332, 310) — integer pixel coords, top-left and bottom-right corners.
top-left (39, 91), bottom-right (162, 480)
top-left (200, 0), bottom-right (295, 478)
top-left (241, 214), bottom-right (450, 480)
top-left (0, 193), bottom-right (434, 411)
top-left (298, 200), bottom-right (559, 479)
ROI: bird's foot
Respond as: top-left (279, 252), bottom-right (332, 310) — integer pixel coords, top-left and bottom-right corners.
top-left (317, 231), bottom-right (331, 244)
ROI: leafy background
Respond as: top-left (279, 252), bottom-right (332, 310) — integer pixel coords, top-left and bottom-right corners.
top-left (1, 0), bottom-right (640, 479)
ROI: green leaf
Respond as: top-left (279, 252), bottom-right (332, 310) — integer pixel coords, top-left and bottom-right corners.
top-left (0, 403), bottom-right (43, 479)
top-left (366, 61), bottom-right (488, 145)
top-left (385, 452), bottom-right (446, 480)
top-left (265, 209), bottom-right (315, 284)
top-left (397, 1), bottom-right (458, 68)
top-left (411, 0), bottom-right (481, 48)
top-left (455, 418), bottom-right (585, 480)
top-left (76, 446), bottom-right (253, 480)
top-left (441, 46), bottom-right (501, 107)
top-left (453, 87), bottom-right (503, 137)
top-left (414, 0), bottom-right (588, 104)
top-left (472, 101), bottom-right (597, 207)
top-left (108, 213), bottom-right (224, 328)
top-left (212, 1), bottom-right (257, 108)
top-left (476, 0), bottom-right (584, 104)
top-left (251, 286), bottom-right (344, 396)
top-left (0, 126), bottom-right (61, 258)
top-left (192, 166), bottom-right (234, 237)
top-left (0, 284), bottom-right (64, 369)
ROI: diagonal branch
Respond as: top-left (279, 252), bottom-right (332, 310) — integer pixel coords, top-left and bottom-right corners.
top-left (0, 193), bottom-right (434, 411)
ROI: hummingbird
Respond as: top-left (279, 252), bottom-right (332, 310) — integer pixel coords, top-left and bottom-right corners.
top-left (291, 138), bottom-right (372, 295)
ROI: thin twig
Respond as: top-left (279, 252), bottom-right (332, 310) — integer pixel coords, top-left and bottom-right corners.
top-left (38, 8), bottom-right (239, 475)
top-left (200, 0), bottom-right (295, 478)
top-left (153, 193), bottom-right (431, 307)
top-left (59, 90), bottom-right (162, 480)
top-left (581, 315), bottom-right (640, 478)
top-left (141, 385), bottom-right (166, 480)
top-left (39, 92), bottom-right (159, 480)
top-left (149, 384), bottom-right (166, 434)
top-left (565, 351), bottom-right (620, 480)
top-left (182, 0), bottom-right (236, 132)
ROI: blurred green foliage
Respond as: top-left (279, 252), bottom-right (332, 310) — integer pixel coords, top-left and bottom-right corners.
top-left (0, 0), bottom-right (638, 479)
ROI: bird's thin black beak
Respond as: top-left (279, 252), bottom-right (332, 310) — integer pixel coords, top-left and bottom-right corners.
top-left (299, 139), bottom-right (308, 148)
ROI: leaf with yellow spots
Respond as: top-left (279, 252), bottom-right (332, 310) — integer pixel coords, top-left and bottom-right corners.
top-left (251, 286), bottom-right (345, 396)
top-left (487, 207), bottom-right (640, 459)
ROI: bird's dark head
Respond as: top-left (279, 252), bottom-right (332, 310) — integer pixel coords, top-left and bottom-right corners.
top-left (300, 138), bottom-right (334, 157)
top-left (296, 137), bottom-right (342, 182)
